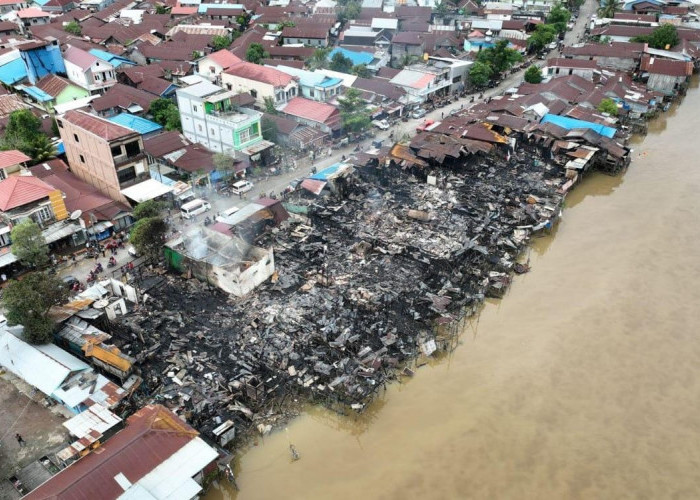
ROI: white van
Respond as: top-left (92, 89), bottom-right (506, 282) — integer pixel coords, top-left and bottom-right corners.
top-left (230, 180), bottom-right (254, 195)
top-left (180, 198), bottom-right (211, 219)
top-left (215, 205), bottom-right (240, 223)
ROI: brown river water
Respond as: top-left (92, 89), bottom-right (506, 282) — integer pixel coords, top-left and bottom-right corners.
top-left (207, 77), bottom-right (700, 500)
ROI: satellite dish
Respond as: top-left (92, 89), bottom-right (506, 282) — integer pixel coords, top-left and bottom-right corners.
top-left (69, 210), bottom-right (83, 220)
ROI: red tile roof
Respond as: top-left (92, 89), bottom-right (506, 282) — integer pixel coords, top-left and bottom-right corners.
top-left (282, 96), bottom-right (339, 125)
top-left (25, 405), bottom-right (202, 500)
top-left (225, 61), bottom-right (297, 87)
top-left (62, 110), bottom-right (136, 141)
top-left (171, 5), bottom-right (197, 14)
top-left (0, 149), bottom-right (30, 170)
top-left (0, 175), bottom-right (54, 211)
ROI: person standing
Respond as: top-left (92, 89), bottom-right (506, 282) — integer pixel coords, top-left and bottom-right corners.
top-left (16, 434), bottom-right (25, 447)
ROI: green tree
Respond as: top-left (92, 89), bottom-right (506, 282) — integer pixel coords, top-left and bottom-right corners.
top-left (527, 24), bottom-right (557, 53)
top-left (211, 35), bottom-right (231, 51)
top-left (130, 217), bottom-right (167, 260)
top-left (63, 21), bottom-right (81, 35)
top-left (398, 53), bottom-right (419, 69)
top-left (337, 0), bottom-right (361, 22)
top-left (212, 152), bottom-right (235, 179)
top-left (434, 0), bottom-right (453, 15)
top-left (546, 3), bottom-right (571, 33)
top-left (524, 65), bottom-right (543, 84)
top-left (308, 47), bottom-right (331, 69)
top-left (2, 109), bottom-right (42, 153)
top-left (352, 64), bottom-right (371, 78)
top-left (337, 88), bottom-right (370, 133)
top-left (2, 272), bottom-right (68, 344)
top-left (155, 5), bottom-right (169, 14)
top-left (263, 96), bottom-right (278, 114)
top-left (468, 61), bottom-right (493, 87)
top-left (632, 24), bottom-right (680, 49)
top-left (598, 0), bottom-right (622, 19)
top-left (28, 135), bottom-right (56, 162)
top-left (191, 50), bottom-right (202, 60)
top-left (329, 52), bottom-right (353, 73)
top-left (149, 98), bottom-right (181, 131)
top-left (597, 98), bottom-right (619, 116)
top-left (132, 199), bottom-right (165, 220)
top-left (476, 39), bottom-right (522, 76)
top-left (261, 117), bottom-right (278, 142)
top-left (10, 220), bottom-right (48, 269)
top-left (246, 43), bottom-right (268, 63)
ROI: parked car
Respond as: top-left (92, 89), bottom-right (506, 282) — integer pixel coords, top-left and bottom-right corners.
top-left (372, 119), bottom-right (390, 130)
top-left (230, 180), bottom-right (254, 195)
top-left (180, 198), bottom-right (211, 219)
top-left (411, 108), bottom-right (427, 119)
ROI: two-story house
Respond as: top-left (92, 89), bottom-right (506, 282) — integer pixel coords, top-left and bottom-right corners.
top-left (0, 174), bottom-right (86, 267)
top-left (177, 80), bottom-right (276, 168)
top-left (0, 149), bottom-right (30, 180)
top-left (0, 0), bottom-right (29, 15)
top-left (196, 49), bottom-right (242, 82)
top-left (221, 61), bottom-right (299, 108)
top-left (57, 110), bottom-right (148, 205)
top-left (281, 25), bottom-right (329, 47)
top-left (63, 45), bottom-right (117, 95)
top-left (274, 65), bottom-right (343, 102)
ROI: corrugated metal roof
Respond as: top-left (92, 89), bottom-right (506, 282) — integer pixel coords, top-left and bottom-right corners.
top-left (0, 327), bottom-right (90, 396)
top-left (25, 405), bottom-right (210, 500)
top-left (0, 175), bottom-right (54, 210)
top-left (541, 114), bottom-right (616, 138)
top-left (121, 179), bottom-right (173, 203)
top-left (0, 149), bottom-right (30, 169)
top-left (63, 404), bottom-right (122, 440)
top-left (108, 113), bottom-right (163, 135)
top-left (0, 57), bottom-right (27, 85)
top-left (23, 85), bottom-right (53, 102)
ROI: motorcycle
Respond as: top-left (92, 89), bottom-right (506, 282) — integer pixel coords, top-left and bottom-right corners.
top-left (86, 273), bottom-right (97, 284)
top-left (94, 263), bottom-right (103, 273)
top-left (204, 216), bottom-right (212, 226)
top-left (108, 257), bottom-right (117, 268)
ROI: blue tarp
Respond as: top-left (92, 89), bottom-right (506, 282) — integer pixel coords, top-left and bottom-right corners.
top-left (540, 114), bottom-right (616, 138)
top-left (328, 47), bottom-right (373, 66)
top-left (23, 85), bottom-right (53, 102)
top-left (310, 163), bottom-right (343, 181)
top-left (149, 167), bottom-right (176, 185)
top-left (20, 46), bottom-right (66, 83)
top-left (0, 58), bottom-right (27, 85)
top-left (56, 141), bottom-right (65, 154)
top-left (107, 114), bottom-right (163, 135)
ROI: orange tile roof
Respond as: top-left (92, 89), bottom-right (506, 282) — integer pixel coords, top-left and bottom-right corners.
top-left (225, 61), bottom-right (297, 87)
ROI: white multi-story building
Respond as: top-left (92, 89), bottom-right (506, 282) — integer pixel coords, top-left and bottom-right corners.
top-left (176, 80), bottom-right (266, 155)
top-left (63, 45), bottom-right (116, 94)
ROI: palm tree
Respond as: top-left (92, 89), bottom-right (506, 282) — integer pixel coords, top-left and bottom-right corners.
top-left (308, 47), bottom-right (331, 70)
top-left (598, 0), bottom-right (623, 19)
top-left (29, 135), bottom-right (56, 163)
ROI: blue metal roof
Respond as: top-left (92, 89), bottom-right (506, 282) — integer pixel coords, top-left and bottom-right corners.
top-left (310, 162), bottom-right (343, 180)
top-left (0, 58), bottom-right (27, 85)
top-left (23, 85), bottom-right (53, 102)
top-left (107, 113), bottom-right (163, 135)
top-left (328, 47), bottom-right (373, 66)
top-left (88, 49), bottom-right (135, 68)
top-left (20, 45), bottom-right (65, 82)
top-left (33, 0), bottom-right (50, 5)
top-left (541, 114), bottom-right (616, 139)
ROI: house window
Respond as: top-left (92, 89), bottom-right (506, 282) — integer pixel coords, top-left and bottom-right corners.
top-left (57, 119), bottom-right (63, 128)
top-left (239, 127), bottom-right (251, 143)
top-left (35, 205), bottom-right (52, 222)
top-left (226, 83), bottom-right (232, 90)
top-left (124, 140), bottom-right (141, 156)
top-left (193, 105), bottom-right (198, 112)
top-left (110, 145), bottom-right (122, 157)
top-left (79, 154), bottom-right (85, 163)
top-left (73, 133), bottom-right (79, 142)
top-left (198, 124), bottom-right (203, 132)
top-left (209, 66), bottom-right (215, 73)
top-left (250, 89), bottom-right (257, 98)
top-left (117, 166), bottom-right (136, 184)
top-left (309, 89), bottom-right (315, 98)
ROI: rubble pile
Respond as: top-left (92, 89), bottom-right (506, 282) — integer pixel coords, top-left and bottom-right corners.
top-left (115, 150), bottom-right (568, 443)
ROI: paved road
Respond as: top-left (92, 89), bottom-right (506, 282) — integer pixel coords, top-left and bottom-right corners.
top-left (55, 0), bottom-right (597, 284)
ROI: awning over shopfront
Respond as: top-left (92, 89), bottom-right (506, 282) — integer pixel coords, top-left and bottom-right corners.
top-left (121, 179), bottom-right (174, 204)
top-left (43, 221), bottom-right (84, 245)
top-left (241, 140), bottom-right (275, 159)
